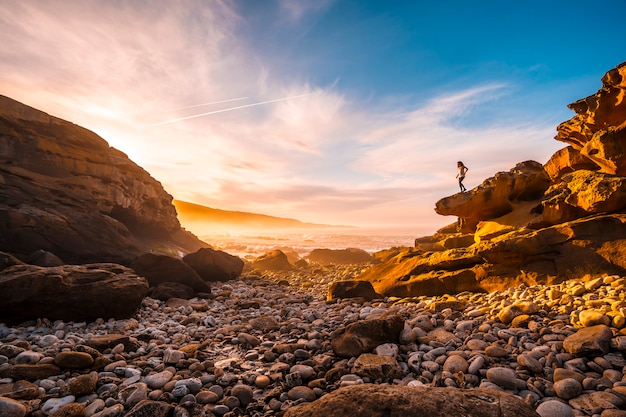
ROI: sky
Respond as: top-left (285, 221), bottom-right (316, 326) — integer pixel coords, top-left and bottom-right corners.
top-left (1, 0), bottom-right (625, 236)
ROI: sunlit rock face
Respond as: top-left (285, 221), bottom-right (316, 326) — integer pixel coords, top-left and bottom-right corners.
top-left (0, 95), bottom-right (206, 263)
top-left (435, 160), bottom-right (550, 225)
top-left (556, 62), bottom-right (626, 175)
top-left (362, 62), bottom-right (626, 297)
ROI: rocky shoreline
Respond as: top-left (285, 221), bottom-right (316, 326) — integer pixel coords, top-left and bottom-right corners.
top-left (1, 264), bottom-right (626, 417)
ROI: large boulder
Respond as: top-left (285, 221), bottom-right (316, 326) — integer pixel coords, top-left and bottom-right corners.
top-left (249, 249), bottom-right (292, 271)
top-left (307, 248), bottom-right (373, 264)
top-left (363, 214), bottom-right (626, 297)
top-left (435, 161), bottom-right (550, 229)
top-left (0, 95), bottom-right (208, 264)
top-left (358, 247), bottom-right (484, 297)
top-left (182, 247), bottom-right (244, 281)
top-left (130, 254), bottom-right (211, 294)
top-left (330, 314), bottom-right (404, 358)
top-left (544, 146), bottom-right (599, 181)
top-left (283, 385), bottom-right (539, 417)
top-left (541, 170), bottom-right (626, 224)
top-left (365, 63), bottom-right (626, 299)
top-left (327, 280), bottom-right (381, 301)
top-left (0, 263), bottom-right (148, 325)
top-left (556, 62), bottom-right (626, 173)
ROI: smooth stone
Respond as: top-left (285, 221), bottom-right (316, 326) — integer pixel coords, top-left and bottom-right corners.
top-left (442, 355), bottom-right (468, 374)
top-left (196, 390), bottom-right (220, 404)
top-left (578, 310), bottom-right (611, 327)
top-left (50, 402), bottom-right (84, 417)
top-left (61, 371), bottom-right (99, 396)
top-left (553, 368), bottom-right (585, 383)
top-left (117, 382), bottom-right (148, 408)
top-left (373, 343), bottom-right (398, 357)
top-left (0, 397), bottom-right (27, 417)
top-left (563, 325), bottom-right (612, 356)
top-left (290, 364), bottom-right (316, 380)
top-left (535, 399), bottom-right (574, 417)
top-left (231, 384), bottom-right (254, 407)
top-left (54, 351), bottom-right (94, 369)
top-left (124, 400), bottom-right (173, 417)
top-left (466, 339), bottom-right (488, 351)
top-left (175, 378), bottom-right (202, 394)
top-left (255, 375), bottom-right (271, 388)
top-left (41, 395), bottom-right (76, 415)
top-left (517, 354), bottom-right (543, 373)
top-left (14, 351), bottom-right (43, 365)
top-left (485, 367), bottom-right (518, 390)
top-left (91, 404), bottom-right (125, 417)
top-left (144, 370), bottom-right (174, 389)
top-left (287, 386), bottom-right (316, 402)
top-left (485, 346), bottom-right (508, 358)
top-left (84, 399), bottom-right (105, 417)
top-left (553, 378), bottom-right (583, 400)
top-left (467, 355), bottom-right (485, 375)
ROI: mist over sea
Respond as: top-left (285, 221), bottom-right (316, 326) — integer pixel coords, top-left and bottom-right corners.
top-left (200, 227), bottom-right (420, 260)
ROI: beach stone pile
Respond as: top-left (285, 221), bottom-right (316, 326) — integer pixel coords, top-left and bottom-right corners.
top-left (2, 264), bottom-right (626, 416)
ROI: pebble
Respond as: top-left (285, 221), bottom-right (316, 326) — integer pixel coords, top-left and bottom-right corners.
top-left (535, 400), bottom-right (574, 417)
top-left (2, 266), bottom-right (626, 416)
top-left (486, 366), bottom-right (519, 390)
top-left (0, 397), bottom-right (27, 417)
top-left (41, 396), bottom-right (76, 415)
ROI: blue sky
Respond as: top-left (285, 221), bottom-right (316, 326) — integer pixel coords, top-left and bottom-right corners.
top-left (0, 0), bottom-right (625, 235)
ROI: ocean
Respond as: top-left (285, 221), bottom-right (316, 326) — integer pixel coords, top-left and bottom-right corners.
top-left (198, 228), bottom-right (420, 260)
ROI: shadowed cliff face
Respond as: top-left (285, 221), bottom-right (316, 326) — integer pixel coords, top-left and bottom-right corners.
top-left (360, 62), bottom-right (626, 297)
top-left (0, 95), bottom-right (207, 263)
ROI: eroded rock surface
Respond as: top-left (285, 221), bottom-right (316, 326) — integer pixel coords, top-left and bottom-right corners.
top-left (363, 62), bottom-right (626, 297)
top-left (283, 385), bottom-right (540, 417)
top-left (0, 95), bottom-right (207, 263)
top-left (0, 263), bottom-right (148, 324)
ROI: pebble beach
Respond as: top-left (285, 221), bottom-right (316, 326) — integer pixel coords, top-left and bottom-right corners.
top-left (2, 263), bottom-right (626, 417)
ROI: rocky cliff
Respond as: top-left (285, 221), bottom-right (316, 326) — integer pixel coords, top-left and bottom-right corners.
top-left (0, 95), bottom-right (207, 263)
top-left (360, 62), bottom-right (626, 297)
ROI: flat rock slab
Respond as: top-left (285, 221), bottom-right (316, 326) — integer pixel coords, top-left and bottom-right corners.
top-left (284, 385), bottom-right (540, 417)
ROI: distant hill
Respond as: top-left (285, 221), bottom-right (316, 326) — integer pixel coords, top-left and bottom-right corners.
top-left (173, 200), bottom-right (351, 232)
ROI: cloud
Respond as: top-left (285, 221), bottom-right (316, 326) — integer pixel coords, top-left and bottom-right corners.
top-left (0, 1), bottom-right (565, 233)
top-left (278, 0), bottom-right (336, 22)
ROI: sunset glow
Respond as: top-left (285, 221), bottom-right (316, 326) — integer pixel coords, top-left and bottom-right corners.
top-left (1, 0), bottom-right (625, 236)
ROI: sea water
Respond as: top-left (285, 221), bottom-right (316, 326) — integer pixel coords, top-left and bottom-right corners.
top-left (199, 227), bottom-right (420, 260)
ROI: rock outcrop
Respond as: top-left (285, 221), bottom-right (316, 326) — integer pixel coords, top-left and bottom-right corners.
top-left (361, 62), bottom-right (626, 297)
top-left (130, 253), bottom-right (212, 296)
top-left (182, 247), bottom-right (244, 282)
top-left (284, 385), bottom-right (539, 417)
top-left (0, 263), bottom-right (148, 324)
top-left (0, 95), bottom-right (207, 264)
top-left (307, 248), bottom-right (374, 265)
top-left (249, 249), bottom-right (293, 271)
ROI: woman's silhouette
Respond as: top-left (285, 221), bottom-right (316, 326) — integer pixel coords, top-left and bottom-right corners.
top-left (456, 161), bottom-right (468, 192)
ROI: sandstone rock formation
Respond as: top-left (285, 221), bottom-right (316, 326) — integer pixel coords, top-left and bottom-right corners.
top-left (330, 314), bottom-right (403, 358)
top-left (130, 253), bottom-right (212, 297)
top-left (249, 249), bottom-right (293, 271)
top-left (0, 95), bottom-right (207, 264)
top-left (284, 385), bottom-right (539, 417)
top-left (307, 248), bottom-right (374, 265)
top-left (0, 263), bottom-right (148, 324)
top-left (327, 280), bottom-right (381, 301)
top-left (182, 247), bottom-right (245, 281)
top-left (360, 62), bottom-right (626, 297)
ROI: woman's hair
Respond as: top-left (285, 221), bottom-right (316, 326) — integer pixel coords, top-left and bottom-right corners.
top-left (457, 161), bottom-right (464, 166)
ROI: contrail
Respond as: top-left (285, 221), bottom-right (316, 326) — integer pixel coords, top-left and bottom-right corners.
top-left (147, 93), bottom-right (314, 127)
top-left (173, 97), bottom-right (249, 111)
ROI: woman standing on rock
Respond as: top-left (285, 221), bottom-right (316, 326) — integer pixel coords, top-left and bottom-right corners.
top-left (456, 161), bottom-right (468, 192)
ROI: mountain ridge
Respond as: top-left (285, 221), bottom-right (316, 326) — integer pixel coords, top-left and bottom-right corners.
top-left (173, 200), bottom-right (353, 231)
